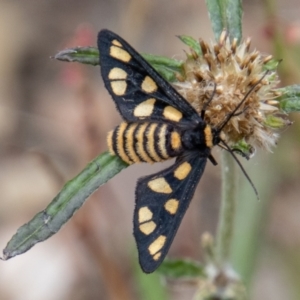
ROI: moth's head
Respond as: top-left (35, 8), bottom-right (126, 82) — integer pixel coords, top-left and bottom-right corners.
top-left (211, 127), bottom-right (222, 147)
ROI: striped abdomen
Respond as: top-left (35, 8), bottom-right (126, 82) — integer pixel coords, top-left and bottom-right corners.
top-left (107, 122), bottom-right (183, 164)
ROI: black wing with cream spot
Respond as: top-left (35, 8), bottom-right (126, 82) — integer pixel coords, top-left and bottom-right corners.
top-left (97, 29), bottom-right (200, 124)
top-left (134, 154), bottom-right (207, 273)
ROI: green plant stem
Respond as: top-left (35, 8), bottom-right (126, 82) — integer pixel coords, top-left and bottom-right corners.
top-left (216, 151), bottom-right (238, 265)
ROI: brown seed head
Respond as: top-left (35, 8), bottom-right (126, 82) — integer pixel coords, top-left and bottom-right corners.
top-left (174, 31), bottom-right (287, 151)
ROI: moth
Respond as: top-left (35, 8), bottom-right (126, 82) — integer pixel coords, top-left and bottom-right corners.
top-left (97, 29), bottom-right (258, 273)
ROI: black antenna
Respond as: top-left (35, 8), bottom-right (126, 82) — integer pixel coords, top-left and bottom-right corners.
top-left (220, 138), bottom-right (259, 200)
top-left (217, 143), bottom-right (251, 160)
top-left (216, 71), bottom-right (269, 134)
top-left (201, 83), bottom-right (217, 119)
top-left (213, 71), bottom-right (270, 198)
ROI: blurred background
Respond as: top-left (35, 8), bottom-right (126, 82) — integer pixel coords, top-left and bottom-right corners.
top-left (0, 0), bottom-right (300, 299)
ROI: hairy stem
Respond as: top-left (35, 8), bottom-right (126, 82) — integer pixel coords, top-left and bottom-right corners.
top-left (216, 150), bottom-right (238, 265)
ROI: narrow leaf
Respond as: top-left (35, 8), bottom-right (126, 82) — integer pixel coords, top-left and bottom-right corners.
top-left (141, 54), bottom-right (182, 69)
top-left (205, 0), bottom-right (223, 42)
top-left (54, 47), bottom-right (100, 66)
top-left (277, 85), bottom-right (300, 113)
top-left (264, 114), bottom-right (292, 129)
top-left (157, 258), bottom-right (205, 279)
top-left (141, 53), bottom-right (183, 82)
top-left (263, 58), bottom-right (282, 71)
top-left (2, 152), bottom-right (128, 260)
top-left (177, 35), bottom-right (202, 56)
top-left (232, 140), bottom-right (256, 160)
top-left (54, 47), bottom-right (183, 82)
top-left (205, 0), bottom-right (243, 43)
top-left (133, 258), bottom-right (168, 300)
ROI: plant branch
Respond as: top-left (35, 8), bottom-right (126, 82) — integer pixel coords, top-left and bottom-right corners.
top-left (216, 150), bottom-right (238, 265)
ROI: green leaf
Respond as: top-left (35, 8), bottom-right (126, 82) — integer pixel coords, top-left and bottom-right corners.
top-left (133, 256), bottom-right (168, 300)
top-left (54, 47), bottom-right (100, 66)
top-left (277, 85), bottom-right (300, 113)
top-left (232, 140), bottom-right (256, 159)
top-left (157, 258), bottom-right (205, 279)
top-left (205, 0), bottom-right (243, 43)
top-left (53, 47), bottom-right (183, 82)
top-left (263, 58), bottom-right (281, 71)
top-left (177, 35), bottom-right (202, 56)
top-left (141, 53), bottom-right (183, 82)
top-left (264, 114), bottom-right (291, 129)
top-left (2, 152), bottom-right (128, 260)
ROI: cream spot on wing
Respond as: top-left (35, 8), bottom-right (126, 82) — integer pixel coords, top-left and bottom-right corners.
top-left (112, 39), bottom-right (122, 47)
top-left (148, 235), bottom-right (166, 255)
top-left (148, 178), bottom-right (172, 194)
top-left (138, 207), bottom-right (153, 223)
top-left (110, 80), bottom-right (127, 96)
top-left (141, 76), bottom-right (158, 93)
top-left (133, 98), bottom-right (156, 118)
top-left (163, 106), bottom-right (183, 122)
top-left (108, 67), bottom-right (127, 80)
top-left (153, 252), bottom-right (162, 261)
top-left (174, 162), bottom-right (192, 180)
top-left (139, 221), bottom-right (156, 235)
top-left (164, 199), bottom-right (179, 214)
top-left (110, 45), bottom-right (131, 62)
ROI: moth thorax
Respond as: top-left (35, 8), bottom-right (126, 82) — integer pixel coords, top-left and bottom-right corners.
top-left (107, 121), bottom-right (184, 165)
top-left (182, 124), bottom-right (213, 151)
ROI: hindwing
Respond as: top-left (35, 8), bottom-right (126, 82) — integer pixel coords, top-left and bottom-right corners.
top-left (134, 154), bottom-right (207, 273)
top-left (97, 29), bottom-right (200, 125)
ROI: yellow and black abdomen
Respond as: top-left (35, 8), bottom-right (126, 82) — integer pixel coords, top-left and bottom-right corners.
top-left (107, 122), bottom-right (183, 164)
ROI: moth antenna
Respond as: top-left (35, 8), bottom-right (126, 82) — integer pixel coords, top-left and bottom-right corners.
top-left (217, 144), bottom-right (251, 160)
top-left (201, 83), bottom-right (217, 119)
top-left (216, 71), bottom-right (269, 134)
top-left (220, 139), bottom-right (259, 200)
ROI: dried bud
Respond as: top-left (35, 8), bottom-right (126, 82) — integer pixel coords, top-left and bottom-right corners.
top-left (195, 264), bottom-right (247, 300)
top-left (174, 31), bottom-right (288, 152)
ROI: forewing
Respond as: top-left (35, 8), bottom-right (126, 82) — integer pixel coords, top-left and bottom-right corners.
top-left (97, 29), bottom-right (200, 124)
top-left (134, 154), bottom-right (207, 273)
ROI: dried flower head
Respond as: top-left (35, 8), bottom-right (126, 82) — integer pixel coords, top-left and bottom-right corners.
top-left (195, 264), bottom-right (247, 300)
top-left (174, 31), bottom-right (290, 152)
